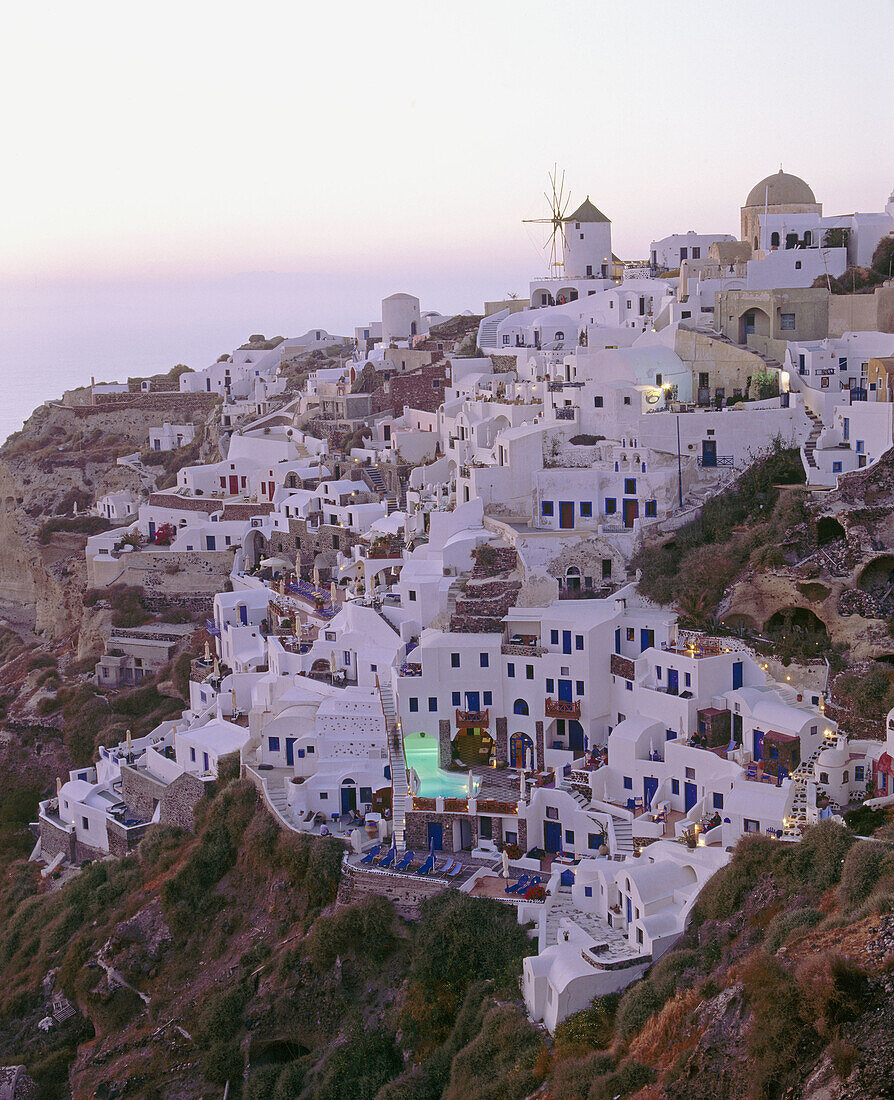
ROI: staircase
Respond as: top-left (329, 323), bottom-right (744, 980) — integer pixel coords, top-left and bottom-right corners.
top-left (803, 407), bottom-right (823, 470)
top-left (386, 491), bottom-right (400, 515)
top-left (782, 738), bottom-right (831, 837)
top-left (363, 465), bottom-right (387, 494)
top-left (378, 681), bottom-right (409, 847)
top-left (611, 817), bottom-right (635, 856)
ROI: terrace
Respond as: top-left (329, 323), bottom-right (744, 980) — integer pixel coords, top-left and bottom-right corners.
top-left (545, 697), bottom-right (581, 719)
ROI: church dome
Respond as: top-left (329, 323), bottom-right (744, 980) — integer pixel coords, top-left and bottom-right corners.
top-left (745, 169), bottom-right (816, 208)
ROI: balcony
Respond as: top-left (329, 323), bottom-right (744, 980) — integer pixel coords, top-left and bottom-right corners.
top-left (545, 697), bottom-right (580, 719)
top-left (456, 708), bottom-right (489, 728)
top-left (502, 633), bottom-right (544, 657)
top-left (555, 406), bottom-right (577, 420)
top-left (476, 798), bottom-right (518, 815)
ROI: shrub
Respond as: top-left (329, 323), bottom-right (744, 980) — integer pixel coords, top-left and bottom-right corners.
top-left (442, 1003), bottom-right (546, 1100)
top-left (794, 953), bottom-right (867, 1032)
top-left (763, 907), bottom-right (822, 954)
top-left (312, 1027), bottom-right (402, 1100)
top-left (553, 995), bottom-right (618, 1055)
top-left (827, 1036), bottom-right (860, 1080)
top-left (302, 895), bottom-right (398, 971)
top-left (614, 979), bottom-right (665, 1040)
top-left (837, 840), bottom-right (894, 911)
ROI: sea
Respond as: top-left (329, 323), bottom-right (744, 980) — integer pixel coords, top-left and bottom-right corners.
top-left (0, 267), bottom-right (513, 445)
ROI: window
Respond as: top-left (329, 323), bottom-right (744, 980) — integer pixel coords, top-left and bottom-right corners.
top-left (546, 678), bottom-right (554, 693)
top-left (551, 629), bottom-right (559, 645)
top-left (526, 665), bottom-right (534, 680)
top-left (856, 440), bottom-right (865, 454)
top-left (360, 786), bottom-right (372, 803)
top-left (780, 313), bottom-right (796, 330)
top-left (483, 691), bottom-right (492, 706)
top-left (564, 829), bottom-right (575, 845)
top-left (657, 666), bottom-right (663, 680)
top-left (795, 260), bottom-right (802, 270)
top-left (692, 246), bottom-right (701, 259)
top-left (833, 462), bottom-right (842, 474)
top-left (507, 663), bottom-right (515, 678)
top-left (679, 247), bottom-right (687, 261)
top-left (626, 680), bottom-right (633, 691)
top-left (576, 681), bottom-right (584, 696)
top-left (623, 396), bottom-right (631, 405)
top-left (855, 765), bottom-right (865, 782)
top-left (513, 699), bottom-right (529, 715)
top-left (713, 793), bottom-right (724, 809)
top-left (409, 698), bottom-right (418, 712)
top-left (190, 747), bottom-right (196, 762)
top-left (428, 697), bottom-right (438, 712)
top-left (843, 771), bottom-right (849, 784)
top-left (452, 691), bottom-right (461, 706)
top-left (451, 653), bottom-right (460, 668)
top-left (585, 886), bottom-right (593, 897)
top-left (505, 831), bottom-right (517, 845)
top-left (408, 590), bottom-right (417, 601)
top-left (502, 334), bottom-right (510, 345)
top-left (623, 776), bottom-right (633, 790)
top-left (541, 500), bottom-right (554, 517)
top-left (626, 628), bottom-right (635, 642)
top-left (575, 635), bottom-right (584, 650)
top-left (580, 501), bottom-right (592, 517)
top-left (605, 498), bottom-right (617, 515)
top-left (344, 650), bottom-right (351, 665)
top-left (820, 772), bottom-right (829, 784)
top-left (325, 631), bottom-right (336, 641)
top-left (685, 767), bottom-right (695, 780)
top-left (82, 817), bottom-right (89, 830)
top-left (480, 653), bottom-right (489, 668)
top-left (645, 500), bottom-right (657, 517)
top-left (320, 792), bottom-right (328, 800)
top-left (268, 737), bottom-right (280, 753)
top-left (671, 779), bottom-right (680, 794)
top-left (588, 833), bottom-right (602, 850)
top-left (624, 478), bottom-right (636, 495)
top-left (594, 395), bottom-right (603, 408)
top-left (546, 806), bottom-right (559, 820)
top-left (744, 818), bottom-right (761, 833)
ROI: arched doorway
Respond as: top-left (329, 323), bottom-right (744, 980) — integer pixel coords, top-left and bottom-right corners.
top-left (510, 733), bottom-right (534, 769)
top-left (739, 307), bottom-right (771, 344)
top-left (568, 720), bottom-right (586, 753)
top-left (565, 566), bottom-right (581, 593)
top-left (340, 778), bottom-right (357, 815)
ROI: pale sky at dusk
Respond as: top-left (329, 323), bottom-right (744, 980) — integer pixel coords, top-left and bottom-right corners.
top-left (0, 0), bottom-right (891, 443)
top-left (2, 0), bottom-right (891, 285)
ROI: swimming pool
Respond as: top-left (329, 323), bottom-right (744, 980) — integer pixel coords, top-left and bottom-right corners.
top-left (403, 731), bottom-right (480, 798)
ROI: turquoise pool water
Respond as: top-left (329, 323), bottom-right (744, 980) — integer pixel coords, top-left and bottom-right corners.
top-left (403, 732), bottom-right (479, 798)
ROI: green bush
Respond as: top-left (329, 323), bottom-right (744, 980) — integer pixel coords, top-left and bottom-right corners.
top-left (837, 840), bottom-right (894, 911)
top-left (302, 894), bottom-right (397, 972)
top-left (553, 994), bottom-right (619, 1053)
top-left (614, 980), bottom-right (665, 1040)
top-left (763, 908), bottom-right (822, 954)
top-left (312, 1026), bottom-right (402, 1100)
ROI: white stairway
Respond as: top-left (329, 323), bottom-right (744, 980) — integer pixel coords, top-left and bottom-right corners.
top-left (611, 817), bottom-right (635, 855)
top-left (379, 683), bottom-right (409, 848)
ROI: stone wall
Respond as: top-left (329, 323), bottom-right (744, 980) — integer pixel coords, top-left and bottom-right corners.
top-left (338, 860), bottom-right (446, 920)
top-left (90, 549), bottom-right (234, 597)
top-left (404, 809), bottom-right (478, 855)
top-left (494, 716), bottom-right (508, 761)
top-left (120, 764), bottom-right (207, 831)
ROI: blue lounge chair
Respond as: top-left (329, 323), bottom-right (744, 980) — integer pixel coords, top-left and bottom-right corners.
top-left (378, 848), bottom-right (397, 869)
top-left (416, 853), bottom-right (436, 875)
top-left (394, 851), bottom-right (414, 872)
top-left (447, 861), bottom-right (463, 876)
top-left (505, 874), bottom-right (530, 895)
top-left (360, 845), bottom-right (381, 865)
top-left (437, 858), bottom-right (455, 875)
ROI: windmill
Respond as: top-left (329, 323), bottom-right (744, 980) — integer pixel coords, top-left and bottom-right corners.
top-left (523, 165), bottom-right (571, 277)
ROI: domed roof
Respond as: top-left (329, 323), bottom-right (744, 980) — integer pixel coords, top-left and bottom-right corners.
top-left (745, 169), bottom-right (816, 208)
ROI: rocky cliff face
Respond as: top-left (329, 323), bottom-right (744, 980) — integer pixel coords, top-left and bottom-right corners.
top-left (0, 395), bottom-right (217, 644)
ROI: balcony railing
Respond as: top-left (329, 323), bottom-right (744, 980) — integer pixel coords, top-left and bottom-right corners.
top-left (443, 797), bottom-right (469, 813)
top-left (412, 797), bottom-right (436, 811)
top-left (501, 642), bottom-right (545, 657)
top-left (476, 798), bottom-right (518, 815)
top-left (696, 454), bottom-right (734, 467)
top-left (545, 698), bottom-right (580, 719)
top-left (456, 708), bottom-right (489, 727)
top-left (555, 407), bottom-right (577, 420)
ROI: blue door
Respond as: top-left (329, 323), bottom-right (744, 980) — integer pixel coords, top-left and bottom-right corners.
top-left (644, 776), bottom-right (659, 808)
top-left (733, 661), bottom-right (743, 689)
top-left (625, 895), bottom-right (632, 922)
top-left (615, 627), bottom-right (621, 654)
top-left (206, 535), bottom-right (216, 551)
top-left (562, 630), bottom-right (572, 654)
top-left (558, 680), bottom-right (573, 702)
top-left (465, 691), bottom-right (480, 712)
top-left (341, 785), bottom-right (357, 815)
top-left (285, 738), bottom-right (296, 766)
top-left (667, 668), bottom-right (679, 695)
top-left (640, 629), bottom-right (654, 652)
top-left (684, 782), bottom-right (698, 811)
top-left (753, 729), bottom-right (764, 761)
top-left (239, 603), bottom-right (248, 625)
top-left (568, 721), bottom-right (585, 752)
top-left (543, 820), bottom-right (562, 853)
top-left (148, 521), bottom-right (156, 540)
top-left (427, 822), bottom-right (443, 851)
top-left (702, 440), bottom-right (717, 468)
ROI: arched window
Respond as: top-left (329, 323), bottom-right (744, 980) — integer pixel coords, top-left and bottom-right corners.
top-left (566, 566), bottom-right (580, 577)
top-left (770, 231), bottom-right (780, 248)
top-left (513, 699), bottom-right (529, 716)
top-left (554, 330), bottom-right (565, 341)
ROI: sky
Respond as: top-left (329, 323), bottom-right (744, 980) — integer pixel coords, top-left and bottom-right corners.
top-left (0, 0), bottom-right (891, 437)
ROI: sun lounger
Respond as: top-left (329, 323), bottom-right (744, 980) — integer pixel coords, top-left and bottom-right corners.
top-left (377, 848), bottom-right (397, 869)
top-left (360, 845), bottom-right (381, 865)
top-left (505, 874), bottom-right (530, 895)
top-left (415, 854), bottom-right (436, 875)
top-left (394, 851), bottom-right (414, 872)
top-left (447, 862), bottom-right (464, 877)
top-left (437, 858), bottom-right (455, 875)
